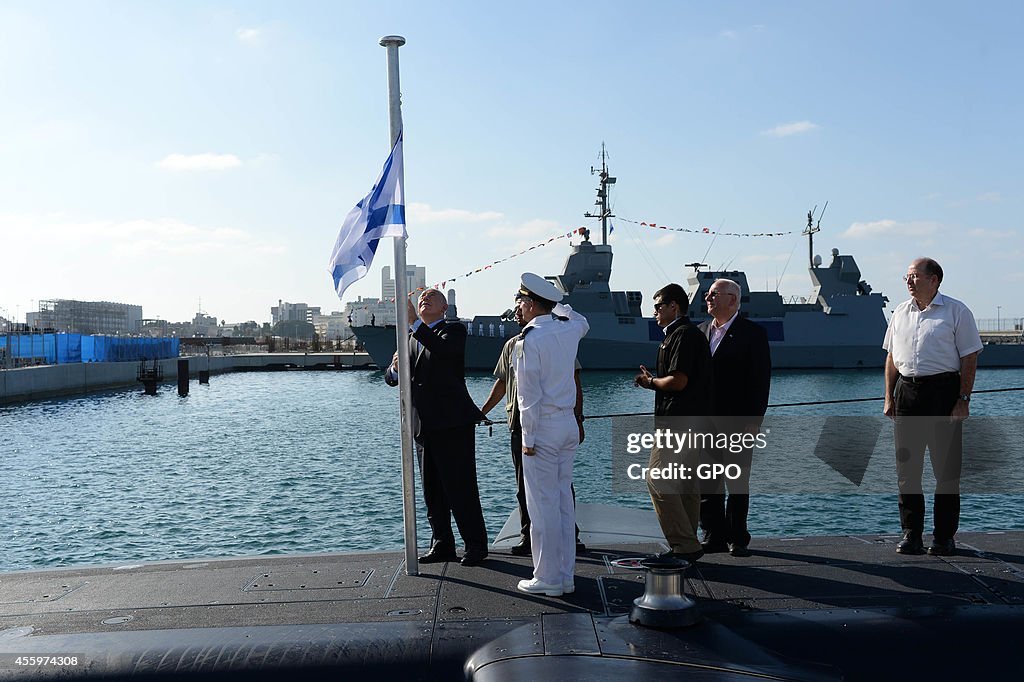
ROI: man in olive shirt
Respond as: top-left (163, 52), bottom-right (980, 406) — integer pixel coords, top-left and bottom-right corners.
top-left (634, 283), bottom-right (713, 563)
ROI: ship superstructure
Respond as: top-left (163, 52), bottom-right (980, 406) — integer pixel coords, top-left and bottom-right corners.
top-left (354, 150), bottom-right (1021, 370)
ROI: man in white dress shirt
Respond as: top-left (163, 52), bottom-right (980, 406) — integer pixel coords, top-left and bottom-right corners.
top-left (883, 258), bottom-right (982, 556)
top-left (512, 273), bottom-right (589, 597)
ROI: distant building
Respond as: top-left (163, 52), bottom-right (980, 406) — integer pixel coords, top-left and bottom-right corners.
top-left (382, 265), bottom-right (427, 301)
top-left (190, 312), bottom-right (219, 337)
top-left (344, 296), bottom-right (395, 327)
top-left (315, 311), bottom-right (352, 341)
top-left (35, 299), bottom-right (143, 335)
top-left (271, 301), bottom-right (321, 325)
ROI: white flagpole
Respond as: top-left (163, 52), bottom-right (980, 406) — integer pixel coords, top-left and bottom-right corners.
top-left (380, 35), bottom-right (418, 576)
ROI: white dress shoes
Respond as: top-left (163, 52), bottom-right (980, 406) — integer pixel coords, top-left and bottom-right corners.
top-left (516, 578), bottom-right (563, 596)
top-left (562, 580), bottom-right (575, 594)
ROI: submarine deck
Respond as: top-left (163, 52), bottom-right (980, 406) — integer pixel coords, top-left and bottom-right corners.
top-left (1, 505), bottom-right (1023, 680)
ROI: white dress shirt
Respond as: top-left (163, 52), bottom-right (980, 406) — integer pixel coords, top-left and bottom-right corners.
top-left (882, 292), bottom-right (983, 377)
top-left (513, 303), bottom-right (590, 449)
top-left (708, 311), bottom-right (739, 356)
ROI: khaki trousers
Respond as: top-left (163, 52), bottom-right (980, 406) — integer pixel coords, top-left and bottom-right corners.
top-left (647, 443), bottom-right (702, 554)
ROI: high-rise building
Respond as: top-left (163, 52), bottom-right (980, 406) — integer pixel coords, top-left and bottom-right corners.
top-left (35, 299), bottom-right (143, 335)
top-left (381, 265), bottom-right (427, 301)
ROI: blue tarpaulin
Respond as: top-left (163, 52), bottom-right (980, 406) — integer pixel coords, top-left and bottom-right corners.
top-left (0, 334), bottom-right (179, 364)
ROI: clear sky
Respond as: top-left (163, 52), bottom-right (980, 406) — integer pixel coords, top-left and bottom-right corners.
top-left (1, 1), bottom-right (1020, 327)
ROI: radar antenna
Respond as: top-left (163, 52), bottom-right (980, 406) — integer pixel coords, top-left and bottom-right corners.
top-left (584, 142), bottom-right (616, 245)
top-left (685, 262), bottom-right (707, 274)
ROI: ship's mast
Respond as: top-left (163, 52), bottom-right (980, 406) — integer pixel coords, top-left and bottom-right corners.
top-left (584, 143), bottom-right (616, 245)
top-left (803, 201), bottom-right (827, 268)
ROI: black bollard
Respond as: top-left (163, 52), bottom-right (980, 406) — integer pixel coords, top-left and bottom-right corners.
top-left (198, 370), bottom-right (209, 384)
top-left (178, 359), bottom-right (189, 396)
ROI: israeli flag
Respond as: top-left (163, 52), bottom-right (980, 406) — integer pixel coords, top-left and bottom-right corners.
top-left (329, 133), bottom-right (406, 299)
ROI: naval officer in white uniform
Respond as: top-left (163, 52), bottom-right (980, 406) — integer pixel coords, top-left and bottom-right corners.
top-left (513, 273), bottom-right (590, 597)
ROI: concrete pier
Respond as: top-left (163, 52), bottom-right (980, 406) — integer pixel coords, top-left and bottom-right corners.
top-left (0, 352), bottom-right (375, 405)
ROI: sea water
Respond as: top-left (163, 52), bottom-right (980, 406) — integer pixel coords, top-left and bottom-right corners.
top-left (2, 367), bottom-right (1022, 571)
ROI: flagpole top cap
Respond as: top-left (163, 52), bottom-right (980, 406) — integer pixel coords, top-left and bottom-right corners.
top-left (518, 272), bottom-right (563, 304)
top-left (379, 35), bottom-right (406, 47)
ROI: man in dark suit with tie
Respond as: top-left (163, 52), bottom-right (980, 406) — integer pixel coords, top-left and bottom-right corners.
top-left (698, 278), bottom-right (771, 557)
top-left (385, 289), bottom-right (489, 566)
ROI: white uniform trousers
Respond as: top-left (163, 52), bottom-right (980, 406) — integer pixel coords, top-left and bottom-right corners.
top-left (522, 410), bottom-right (579, 586)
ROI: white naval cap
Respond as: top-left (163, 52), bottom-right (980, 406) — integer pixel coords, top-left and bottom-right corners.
top-left (518, 272), bottom-right (563, 304)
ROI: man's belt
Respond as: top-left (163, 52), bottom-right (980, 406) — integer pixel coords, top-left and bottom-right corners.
top-left (899, 371), bottom-right (959, 384)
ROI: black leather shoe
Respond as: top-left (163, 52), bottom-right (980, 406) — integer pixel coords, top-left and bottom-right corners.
top-left (896, 532), bottom-right (924, 555)
top-left (509, 538), bottom-right (531, 556)
top-left (728, 543), bottom-right (751, 557)
top-left (701, 540), bottom-right (729, 554)
top-left (927, 537), bottom-right (956, 556)
top-left (418, 547), bottom-right (458, 564)
top-left (659, 548), bottom-right (704, 564)
top-left (460, 549), bottom-right (488, 566)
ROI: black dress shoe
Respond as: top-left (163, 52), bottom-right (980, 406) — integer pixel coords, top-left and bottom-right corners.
top-left (701, 540), bottom-right (729, 554)
top-left (509, 538), bottom-right (531, 556)
top-left (419, 547), bottom-right (458, 564)
top-left (728, 543), bottom-right (751, 557)
top-left (927, 537), bottom-right (956, 556)
top-left (896, 532), bottom-right (924, 555)
top-left (460, 549), bottom-right (488, 566)
top-left (658, 548), bottom-right (704, 564)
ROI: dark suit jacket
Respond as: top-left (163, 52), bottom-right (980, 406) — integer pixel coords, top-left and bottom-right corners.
top-left (386, 320), bottom-right (484, 430)
top-left (698, 315), bottom-right (771, 419)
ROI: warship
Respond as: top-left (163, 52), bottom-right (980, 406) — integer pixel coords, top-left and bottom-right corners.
top-left (355, 151), bottom-right (1023, 371)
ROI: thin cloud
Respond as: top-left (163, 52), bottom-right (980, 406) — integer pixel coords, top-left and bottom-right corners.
top-left (236, 27), bottom-right (263, 46)
top-left (967, 228), bottom-right (1015, 239)
top-left (719, 25), bottom-right (764, 39)
top-left (842, 219), bottom-right (940, 238)
top-left (407, 202), bottom-right (503, 224)
top-left (762, 121), bottom-right (820, 138)
top-left (157, 153), bottom-right (243, 172)
top-left (0, 214), bottom-right (284, 257)
top-left (977, 191), bottom-right (1002, 203)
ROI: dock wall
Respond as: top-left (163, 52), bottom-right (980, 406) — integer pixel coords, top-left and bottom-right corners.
top-left (0, 353), bottom-right (375, 405)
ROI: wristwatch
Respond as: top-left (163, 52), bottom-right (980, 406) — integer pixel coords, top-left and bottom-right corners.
top-left (959, 393), bottom-right (971, 402)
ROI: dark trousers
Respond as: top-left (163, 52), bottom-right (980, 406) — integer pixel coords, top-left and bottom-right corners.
top-left (894, 374), bottom-right (962, 539)
top-left (510, 427), bottom-right (580, 542)
top-left (420, 425), bottom-right (488, 552)
top-left (700, 445), bottom-right (753, 547)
